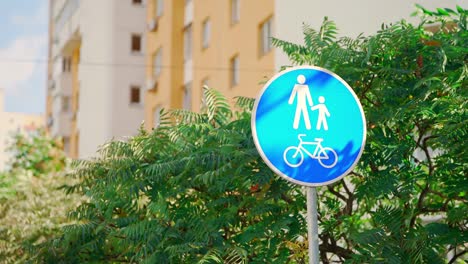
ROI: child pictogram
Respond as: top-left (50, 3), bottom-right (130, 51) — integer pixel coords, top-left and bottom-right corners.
top-left (288, 74), bottom-right (313, 130)
top-left (311, 96), bottom-right (330, 131)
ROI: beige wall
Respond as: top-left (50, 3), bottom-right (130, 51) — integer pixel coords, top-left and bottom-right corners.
top-left (191, 0), bottom-right (275, 111)
top-left (145, 0), bottom-right (275, 129)
top-left (145, 0), bottom-right (185, 130)
top-left (70, 46), bottom-right (80, 159)
top-left (0, 91), bottom-right (44, 171)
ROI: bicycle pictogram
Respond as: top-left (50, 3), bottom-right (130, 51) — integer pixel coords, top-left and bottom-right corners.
top-left (283, 134), bottom-right (338, 168)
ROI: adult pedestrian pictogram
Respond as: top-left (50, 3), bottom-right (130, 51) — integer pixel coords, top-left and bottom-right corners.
top-left (252, 66), bottom-right (366, 187)
top-left (289, 74), bottom-right (314, 130)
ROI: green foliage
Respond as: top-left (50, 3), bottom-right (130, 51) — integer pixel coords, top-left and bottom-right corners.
top-left (0, 131), bottom-right (81, 263)
top-left (0, 172), bottom-right (16, 200)
top-left (274, 5), bottom-right (467, 263)
top-left (36, 88), bottom-right (307, 263)
top-left (35, 6), bottom-right (467, 263)
top-left (7, 129), bottom-right (66, 176)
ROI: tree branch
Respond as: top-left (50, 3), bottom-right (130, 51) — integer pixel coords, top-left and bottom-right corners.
top-left (448, 249), bottom-right (467, 264)
top-left (319, 243), bottom-right (353, 260)
top-left (410, 184), bottom-right (429, 228)
top-left (349, 171), bottom-right (364, 179)
top-left (342, 180), bottom-right (352, 197)
top-left (421, 135), bottom-right (436, 176)
top-left (327, 185), bottom-right (347, 202)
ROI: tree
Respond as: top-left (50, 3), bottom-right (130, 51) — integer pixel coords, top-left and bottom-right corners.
top-left (36, 90), bottom-right (307, 263)
top-left (272, 5), bottom-right (467, 263)
top-left (7, 129), bottom-right (66, 176)
top-left (0, 130), bottom-right (81, 263)
top-left (36, 6), bottom-right (467, 263)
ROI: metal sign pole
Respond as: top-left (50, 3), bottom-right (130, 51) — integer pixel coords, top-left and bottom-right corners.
top-left (307, 187), bottom-right (320, 264)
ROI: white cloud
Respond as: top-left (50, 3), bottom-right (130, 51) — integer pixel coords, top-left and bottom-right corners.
top-left (0, 35), bottom-right (47, 92)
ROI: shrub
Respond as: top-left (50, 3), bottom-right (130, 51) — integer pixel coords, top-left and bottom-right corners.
top-left (0, 130), bottom-right (81, 263)
top-left (37, 6), bottom-right (467, 263)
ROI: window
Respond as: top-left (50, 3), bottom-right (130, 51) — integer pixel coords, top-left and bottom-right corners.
top-left (153, 48), bottom-right (162, 77)
top-left (230, 55), bottom-right (239, 87)
top-left (202, 18), bottom-right (211, 49)
top-left (184, 24), bottom-right (193, 61)
top-left (62, 57), bottom-right (71, 72)
top-left (153, 105), bottom-right (162, 128)
top-left (231, 0), bottom-right (240, 24)
top-left (260, 17), bottom-right (273, 55)
top-left (183, 82), bottom-right (192, 110)
top-left (155, 0), bottom-right (163, 17)
top-left (62, 96), bottom-right (70, 111)
top-left (132, 0), bottom-right (142, 5)
top-left (67, 57), bottom-right (71, 72)
top-left (130, 86), bottom-right (141, 104)
top-left (47, 116), bottom-right (53, 127)
top-left (131, 34), bottom-right (142, 53)
top-left (63, 137), bottom-right (70, 154)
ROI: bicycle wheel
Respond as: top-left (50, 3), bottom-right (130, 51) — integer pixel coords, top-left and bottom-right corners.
top-left (318, 147), bottom-right (338, 168)
top-left (283, 146), bottom-right (304, 167)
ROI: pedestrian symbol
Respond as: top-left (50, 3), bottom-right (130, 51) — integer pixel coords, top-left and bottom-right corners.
top-left (289, 74), bottom-right (314, 130)
top-left (252, 66), bottom-right (366, 187)
top-left (311, 96), bottom-right (330, 131)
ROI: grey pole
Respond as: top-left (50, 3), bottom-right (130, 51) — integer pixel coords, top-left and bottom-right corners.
top-left (307, 187), bottom-right (320, 264)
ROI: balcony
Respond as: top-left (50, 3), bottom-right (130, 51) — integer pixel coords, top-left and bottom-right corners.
top-left (54, 0), bottom-right (81, 51)
top-left (50, 110), bottom-right (72, 138)
top-left (54, 0), bottom-right (80, 35)
top-left (52, 72), bottom-right (72, 98)
top-left (50, 95), bottom-right (72, 138)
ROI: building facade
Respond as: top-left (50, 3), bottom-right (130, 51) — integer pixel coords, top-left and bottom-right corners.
top-left (0, 90), bottom-right (44, 171)
top-left (46, 0), bottom-right (146, 158)
top-left (46, 0), bottom-right (464, 156)
top-left (144, 0), bottom-right (280, 129)
top-left (144, 0), bottom-right (464, 130)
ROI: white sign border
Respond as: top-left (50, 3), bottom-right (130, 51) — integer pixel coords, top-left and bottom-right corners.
top-left (251, 65), bottom-right (367, 187)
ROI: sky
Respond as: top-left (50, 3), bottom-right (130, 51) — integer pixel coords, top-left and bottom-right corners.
top-left (0, 0), bottom-right (48, 114)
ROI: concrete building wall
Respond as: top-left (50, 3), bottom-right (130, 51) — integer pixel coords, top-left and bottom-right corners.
top-left (145, 0), bottom-right (185, 130)
top-left (77, 0), bottom-right (116, 157)
top-left (145, 0), bottom-right (277, 129)
top-left (111, 0), bottom-right (147, 137)
top-left (47, 0), bottom-right (146, 158)
top-left (191, 0), bottom-right (275, 108)
top-left (47, 0), bottom-right (466, 155)
top-left (274, 0), bottom-right (467, 69)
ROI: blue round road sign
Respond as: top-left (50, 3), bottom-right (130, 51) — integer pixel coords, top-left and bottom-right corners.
top-left (252, 66), bottom-right (366, 187)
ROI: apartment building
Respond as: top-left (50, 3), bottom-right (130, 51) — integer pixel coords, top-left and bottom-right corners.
top-left (45, 0), bottom-right (463, 156)
top-left (145, 0), bottom-right (281, 129)
top-left (0, 90), bottom-right (44, 171)
top-left (46, 0), bottom-right (146, 158)
top-left (144, 0), bottom-right (464, 130)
